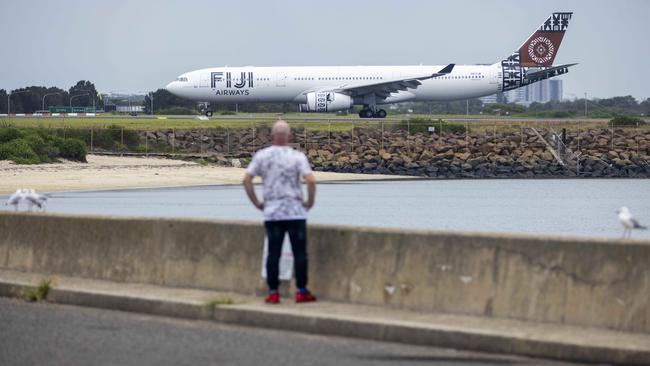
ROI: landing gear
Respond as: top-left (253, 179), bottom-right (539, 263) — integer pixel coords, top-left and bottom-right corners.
top-left (198, 102), bottom-right (213, 118)
top-left (358, 107), bottom-right (387, 118)
top-left (359, 109), bottom-right (374, 118)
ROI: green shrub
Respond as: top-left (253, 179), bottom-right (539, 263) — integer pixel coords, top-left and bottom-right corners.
top-left (0, 128), bottom-right (22, 143)
top-left (22, 279), bottom-right (53, 302)
top-left (610, 116), bottom-right (645, 127)
top-left (56, 138), bottom-right (87, 162)
top-left (92, 125), bottom-right (140, 150)
top-left (0, 138), bottom-right (41, 164)
top-left (37, 144), bottom-right (60, 162)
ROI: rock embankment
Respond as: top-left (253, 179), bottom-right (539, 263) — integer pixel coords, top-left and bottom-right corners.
top-left (139, 127), bottom-right (650, 178)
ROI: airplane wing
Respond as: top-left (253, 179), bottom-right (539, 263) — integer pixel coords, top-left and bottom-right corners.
top-left (524, 63), bottom-right (577, 82)
top-left (329, 64), bottom-right (455, 99)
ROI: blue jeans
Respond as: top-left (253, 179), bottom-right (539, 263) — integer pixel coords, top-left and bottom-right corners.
top-left (264, 220), bottom-right (308, 291)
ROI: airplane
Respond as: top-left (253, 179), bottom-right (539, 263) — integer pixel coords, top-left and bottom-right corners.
top-left (165, 12), bottom-right (576, 119)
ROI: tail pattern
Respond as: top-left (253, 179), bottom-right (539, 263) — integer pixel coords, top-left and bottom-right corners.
top-left (499, 12), bottom-right (573, 92)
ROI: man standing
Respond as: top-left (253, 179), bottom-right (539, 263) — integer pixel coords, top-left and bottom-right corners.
top-left (243, 120), bottom-right (317, 304)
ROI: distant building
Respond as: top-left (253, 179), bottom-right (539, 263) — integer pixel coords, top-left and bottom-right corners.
top-left (116, 105), bottom-right (144, 113)
top-left (479, 94), bottom-right (498, 104)
top-left (548, 80), bottom-right (563, 102)
top-left (504, 79), bottom-right (563, 105)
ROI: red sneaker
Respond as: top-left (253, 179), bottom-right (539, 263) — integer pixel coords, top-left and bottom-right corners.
top-left (265, 292), bottom-right (280, 304)
top-left (295, 291), bottom-right (317, 303)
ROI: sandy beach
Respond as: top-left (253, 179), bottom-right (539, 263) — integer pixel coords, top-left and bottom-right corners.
top-left (0, 155), bottom-right (413, 194)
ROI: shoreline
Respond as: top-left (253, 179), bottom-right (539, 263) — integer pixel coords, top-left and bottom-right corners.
top-left (0, 155), bottom-right (415, 195)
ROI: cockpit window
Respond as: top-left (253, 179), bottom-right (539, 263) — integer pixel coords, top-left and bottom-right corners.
top-left (176, 77), bottom-right (189, 82)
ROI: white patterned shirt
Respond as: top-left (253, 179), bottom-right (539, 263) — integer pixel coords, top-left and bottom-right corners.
top-left (246, 145), bottom-right (313, 221)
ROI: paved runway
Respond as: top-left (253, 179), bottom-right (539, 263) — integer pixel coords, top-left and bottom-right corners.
top-left (0, 298), bottom-right (585, 366)
top-left (1, 114), bottom-right (612, 123)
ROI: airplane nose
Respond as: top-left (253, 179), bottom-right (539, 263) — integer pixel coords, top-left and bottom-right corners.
top-left (165, 81), bottom-right (176, 92)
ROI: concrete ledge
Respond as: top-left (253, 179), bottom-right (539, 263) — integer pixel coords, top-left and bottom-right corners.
top-left (1, 270), bottom-right (649, 365)
top-left (2, 212), bottom-right (650, 333)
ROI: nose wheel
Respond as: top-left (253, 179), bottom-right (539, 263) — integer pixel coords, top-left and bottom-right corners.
top-left (205, 110), bottom-right (213, 117)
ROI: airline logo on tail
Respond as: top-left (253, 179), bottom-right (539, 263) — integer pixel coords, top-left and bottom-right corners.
top-left (519, 12), bottom-right (572, 67)
top-left (500, 11), bottom-right (574, 92)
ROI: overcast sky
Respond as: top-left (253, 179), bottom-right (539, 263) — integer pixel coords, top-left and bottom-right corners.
top-left (1, 0), bottom-right (648, 100)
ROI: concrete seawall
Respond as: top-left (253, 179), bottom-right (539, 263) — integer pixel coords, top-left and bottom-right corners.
top-left (1, 212), bottom-right (648, 333)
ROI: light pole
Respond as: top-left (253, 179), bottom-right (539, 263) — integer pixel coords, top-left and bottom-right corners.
top-left (42, 92), bottom-right (64, 111)
top-left (7, 90), bottom-right (29, 115)
top-left (70, 92), bottom-right (90, 108)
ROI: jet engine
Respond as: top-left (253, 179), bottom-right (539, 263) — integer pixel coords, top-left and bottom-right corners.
top-left (299, 92), bottom-right (353, 112)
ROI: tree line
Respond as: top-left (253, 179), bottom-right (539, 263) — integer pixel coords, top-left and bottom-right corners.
top-left (1, 81), bottom-right (102, 113)
top-left (2, 80), bottom-right (649, 117)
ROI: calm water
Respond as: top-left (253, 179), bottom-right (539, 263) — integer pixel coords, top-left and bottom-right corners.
top-left (1, 179), bottom-right (649, 239)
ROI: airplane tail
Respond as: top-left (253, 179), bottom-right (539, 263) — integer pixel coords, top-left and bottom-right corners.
top-left (514, 12), bottom-right (573, 67)
top-left (498, 12), bottom-right (574, 92)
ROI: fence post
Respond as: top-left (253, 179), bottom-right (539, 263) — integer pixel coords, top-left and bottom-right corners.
top-left (381, 121), bottom-right (384, 151)
top-left (145, 131), bottom-right (148, 157)
top-left (120, 127), bottom-right (124, 156)
top-left (407, 119), bottom-right (410, 153)
top-left (200, 129), bottom-right (204, 155)
top-left (634, 122), bottom-right (639, 159)
top-left (172, 128), bottom-right (175, 154)
top-left (63, 126), bottom-right (66, 140)
top-left (328, 123), bottom-right (331, 149)
top-left (252, 123), bottom-right (256, 154)
top-left (351, 122), bottom-right (355, 152)
top-left (227, 128), bottom-right (231, 155)
top-left (90, 128), bottom-right (93, 152)
top-left (611, 123), bottom-right (614, 151)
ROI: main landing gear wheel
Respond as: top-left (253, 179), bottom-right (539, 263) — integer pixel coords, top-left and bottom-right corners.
top-left (375, 109), bottom-right (387, 118)
top-left (359, 109), bottom-right (374, 118)
top-left (205, 110), bottom-right (213, 117)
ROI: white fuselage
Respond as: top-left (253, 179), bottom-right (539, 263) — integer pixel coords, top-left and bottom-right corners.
top-left (166, 64), bottom-right (501, 105)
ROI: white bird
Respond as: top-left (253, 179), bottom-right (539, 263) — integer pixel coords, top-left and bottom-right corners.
top-left (6, 189), bottom-right (27, 211)
top-left (24, 189), bottom-right (49, 212)
top-left (617, 206), bottom-right (646, 239)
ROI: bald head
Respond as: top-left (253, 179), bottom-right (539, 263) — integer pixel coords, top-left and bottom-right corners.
top-left (271, 120), bottom-right (291, 145)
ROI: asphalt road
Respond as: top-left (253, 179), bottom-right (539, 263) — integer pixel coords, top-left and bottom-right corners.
top-left (0, 297), bottom-right (587, 366)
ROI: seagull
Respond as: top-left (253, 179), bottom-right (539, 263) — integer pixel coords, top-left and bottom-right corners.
top-left (617, 206), bottom-right (646, 239)
top-left (24, 189), bottom-right (49, 212)
top-left (6, 189), bottom-right (27, 211)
